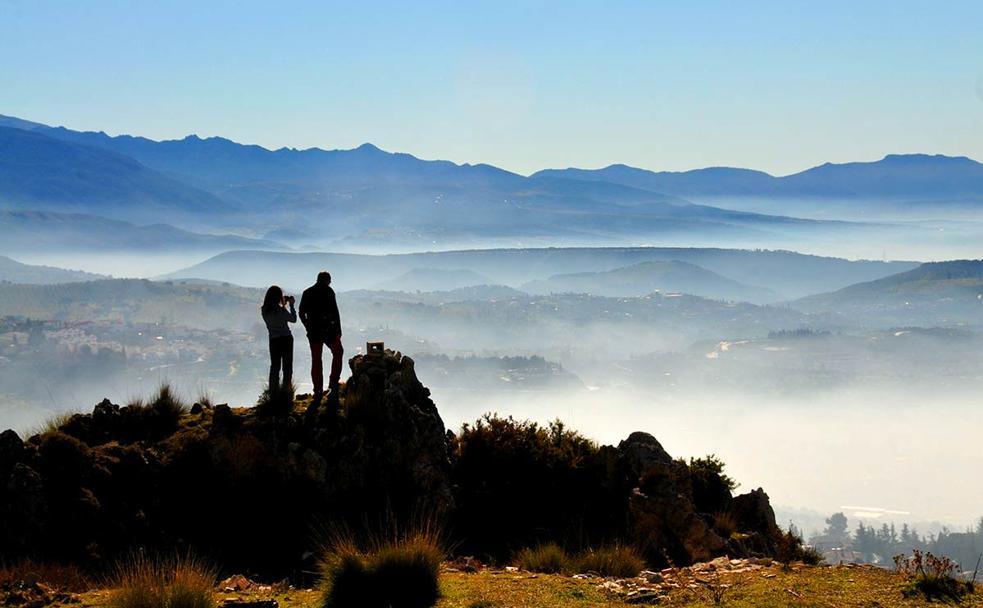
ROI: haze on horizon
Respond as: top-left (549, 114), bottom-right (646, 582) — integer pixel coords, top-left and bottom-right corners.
top-left (3, 1), bottom-right (983, 175)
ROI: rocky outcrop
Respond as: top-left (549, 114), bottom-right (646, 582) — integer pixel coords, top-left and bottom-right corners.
top-left (0, 350), bottom-right (451, 575)
top-left (0, 349), bottom-right (782, 573)
top-left (618, 432), bottom-right (779, 565)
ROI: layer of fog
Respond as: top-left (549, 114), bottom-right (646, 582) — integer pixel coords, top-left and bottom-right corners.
top-left (427, 385), bottom-right (983, 528)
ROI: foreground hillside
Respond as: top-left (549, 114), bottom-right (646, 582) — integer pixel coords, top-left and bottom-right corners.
top-left (17, 562), bottom-right (980, 607)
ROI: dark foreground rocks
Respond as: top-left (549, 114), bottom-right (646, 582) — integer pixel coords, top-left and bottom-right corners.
top-left (0, 349), bottom-right (782, 575)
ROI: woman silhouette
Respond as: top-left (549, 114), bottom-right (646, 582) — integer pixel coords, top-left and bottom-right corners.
top-left (261, 285), bottom-right (296, 391)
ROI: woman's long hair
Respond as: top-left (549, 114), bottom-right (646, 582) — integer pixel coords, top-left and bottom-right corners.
top-left (262, 285), bottom-right (284, 315)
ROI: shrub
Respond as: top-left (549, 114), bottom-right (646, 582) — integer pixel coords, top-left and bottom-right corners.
top-left (320, 530), bottom-right (444, 608)
top-left (515, 543), bottom-right (571, 574)
top-left (575, 544), bottom-right (646, 578)
top-left (256, 381), bottom-right (295, 417)
top-left (774, 527), bottom-right (823, 570)
top-left (108, 552), bottom-right (216, 608)
top-left (150, 384), bottom-right (188, 425)
top-left (452, 414), bottom-right (623, 559)
top-left (688, 455), bottom-right (737, 514)
top-left (894, 550), bottom-right (974, 603)
top-left (120, 385), bottom-right (187, 440)
top-left (27, 410), bottom-right (79, 438)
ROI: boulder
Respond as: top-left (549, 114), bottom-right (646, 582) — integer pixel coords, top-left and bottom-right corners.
top-left (730, 487), bottom-right (779, 537)
top-left (0, 429), bottom-right (24, 474)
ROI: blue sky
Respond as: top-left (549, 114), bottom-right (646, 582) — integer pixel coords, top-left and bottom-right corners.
top-left (2, 0), bottom-right (982, 175)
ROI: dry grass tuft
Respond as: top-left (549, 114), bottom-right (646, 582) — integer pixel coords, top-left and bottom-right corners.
top-left (515, 543), bottom-right (572, 575)
top-left (319, 524), bottom-right (444, 608)
top-left (108, 552), bottom-right (216, 608)
top-left (575, 544), bottom-right (646, 578)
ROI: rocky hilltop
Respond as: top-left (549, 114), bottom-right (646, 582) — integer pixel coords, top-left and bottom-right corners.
top-left (0, 349), bottom-right (782, 576)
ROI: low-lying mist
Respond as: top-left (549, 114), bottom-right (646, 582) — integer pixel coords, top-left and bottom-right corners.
top-left (426, 384), bottom-right (983, 528)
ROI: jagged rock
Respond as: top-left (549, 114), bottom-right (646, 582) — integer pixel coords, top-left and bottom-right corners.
top-left (618, 432), bottom-right (673, 481)
top-left (730, 488), bottom-right (779, 536)
top-left (618, 433), bottom-right (726, 565)
top-left (0, 429), bottom-right (24, 474)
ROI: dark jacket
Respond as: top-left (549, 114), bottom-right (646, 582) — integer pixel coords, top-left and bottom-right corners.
top-left (299, 283), bottom-right (341, 341)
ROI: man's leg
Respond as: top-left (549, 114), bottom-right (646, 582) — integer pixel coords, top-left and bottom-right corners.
top-left (328, 335), bottom-right (344, 389)
top-left (309, 337), bottom-right (324, 399)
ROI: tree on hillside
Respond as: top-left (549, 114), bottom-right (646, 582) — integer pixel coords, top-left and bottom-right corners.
top-left (824, 512), bottom-right (849, 543)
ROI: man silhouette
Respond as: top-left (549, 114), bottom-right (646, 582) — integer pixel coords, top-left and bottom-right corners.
top-left (299, 271), bottom-right (344, 404)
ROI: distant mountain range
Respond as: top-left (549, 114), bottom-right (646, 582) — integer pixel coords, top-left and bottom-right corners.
top-left (2, 113), bottom-right (981, 256)
top-left (522, 260), bottom-right (778, 303)
top-left (0, 255), bottom-right (106, 284)
top-left (0, 114), bottom-right (907, 254)
top-left (533, 154), bottom-right (983, 201)
top-left (0, 126), bottom-right (231, 221)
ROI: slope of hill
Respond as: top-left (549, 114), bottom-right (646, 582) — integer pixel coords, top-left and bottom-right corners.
top-left (792, 260), bottom-right (983, 326)
top-left (522, 260), bottom-right (778, 303)
top-left (0, 210), bottom-right (281, 255)
top-left (0, 278), bottom-right (262, 327)
top-left (167, 247), bottom-right (917, 300)
top-left (372, 268), bottom-right (495, 292)
top-left (0, 126), bottom-right (231, 221)
top-left (0, 256), bottom-right (106, 283)
top-left (534, 154), bottom-right (983, 201)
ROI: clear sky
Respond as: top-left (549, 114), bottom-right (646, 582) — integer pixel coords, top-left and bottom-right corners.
top-left (2, 0), bottom-right (982, 176)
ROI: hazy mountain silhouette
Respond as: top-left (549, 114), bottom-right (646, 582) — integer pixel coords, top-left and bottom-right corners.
top-left (0, 126), bottom-right (231, 221)
top-left (792, 260), bottom-right (983, 326)
top-left (0, 210), bottom-right (280, 255)
top-left (522, 260), bottom-right (778, 303)
top-left (166, 247), bottom-right (917, 300)
top-left (534, 155), bottom-right (983, 201)
top-left (0, 115), bottom-right (842, 247)
top-left (0, 255), bottom-right (107, 283)
top-left (372, 268), bottom-right (496, 292)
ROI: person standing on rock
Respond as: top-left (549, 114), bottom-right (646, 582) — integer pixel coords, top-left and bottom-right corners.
top-left (261, 285), bottom-right (296, 391)
top-left (300, 271), bottom-right (344, 404)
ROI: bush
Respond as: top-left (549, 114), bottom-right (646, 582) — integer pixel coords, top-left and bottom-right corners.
top-left (575, 544), bottom-right (646, 578)
top-left (452, 415), bottom-right (624, 559)
top-left (774, 527), bottom-right (822, 570)
top-left (687, 455), bottom-right (737, 514)
top-left (320, 531), bottom-right (444, 608)
top-left (108, 552), bottom-right (216, 608)
top-left (256, 381), bottom-right (295, 417)
top-left (120, 384), bottom-right (187, 440)
top-left (895, 550), bottom-right (974, 603)
top-left (515, 543), bottom-right (571, 574)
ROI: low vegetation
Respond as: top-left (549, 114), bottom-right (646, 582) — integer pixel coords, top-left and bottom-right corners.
top-left (108, 553), bottom-right (216, 608)
top-left (894, 549), bottom-right (976, 603)
top-left (515, 543), bottom-right (646, 578)
top-left (575, 545), bottom-right (646, 578)
top-left (255, 381), bottom-right (296, 417)
top-left (320, 529), bottom-right (445, 608)
top-left (774, 527), bottom-right (824, 570)
top-left (515, 544), bottom-right (571, 574)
